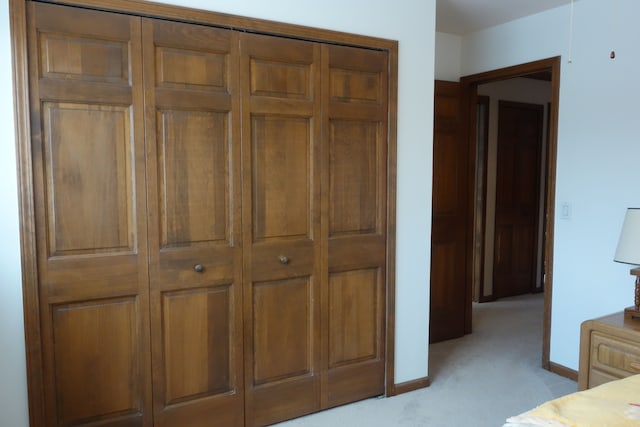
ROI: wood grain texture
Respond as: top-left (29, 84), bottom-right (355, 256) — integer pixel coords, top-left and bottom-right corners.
top-left (241, 32), bottom-right (322, 427)
top-left (430, 80), bottom-right (468, 343)
top-left (26, 4), bottom-right (153, 425)
top-left (323, 44), bottom-right (387, 409)
top-left (578, 312), bottom-right (640, 390)
top-left (142, 18), bottom-right (244, 426)
top-left (16, 2), bottom-right (398, 426)
top-left (384, 42), bottom-right (399, 397)
top-left (52, 298), bottom-right (141, 425)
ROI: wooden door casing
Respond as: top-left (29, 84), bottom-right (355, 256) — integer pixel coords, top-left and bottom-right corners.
top-left (493, 101), bottom-right (543, 299)
top-left (240, 32), bottom-right (323, 427)
top-left (142, 19), bottom-right (244, 426)
top-left (430, 80), bottom-right (469, 343)
top-left (27, 2), bottom-right (152, 425)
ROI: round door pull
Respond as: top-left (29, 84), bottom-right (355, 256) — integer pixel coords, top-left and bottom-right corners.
top-left (194, 264), bottom-right (204, 273)
top-left (278, 255), bottom-right (289, 265)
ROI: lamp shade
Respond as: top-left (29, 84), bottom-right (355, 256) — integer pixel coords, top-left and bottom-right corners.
top-left (614, 208), bottom-right (640, 265)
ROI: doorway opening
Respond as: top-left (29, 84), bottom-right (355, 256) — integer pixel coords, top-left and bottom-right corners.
top-left (462, 56), bottom-right (562, 371)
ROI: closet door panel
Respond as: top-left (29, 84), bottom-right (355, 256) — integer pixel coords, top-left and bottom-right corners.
top-left (241, 33), bottom-right (322, 427)
top-left (251, 115), bottom-right (311, 240)
top-left (323, 44), bottom-right (388, 408)
top-left (42, 102), bottom-right (134, 255)
top-left (157, 109), bottom-right (229, 247)
top-left (143, 19), bottom-right (243, 427)
top-left (27, 2), bottom-right (152, 425)
top-left (161, 287), bottom-right (233, 402)
top-left (52, 298), bottom-right (141, 426)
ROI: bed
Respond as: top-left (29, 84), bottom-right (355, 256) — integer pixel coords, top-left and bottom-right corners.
top-left (503, 374), bottom-right (640, 427)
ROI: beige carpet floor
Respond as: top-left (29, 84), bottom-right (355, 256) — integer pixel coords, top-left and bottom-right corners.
top-left (275, 293), bottom-right (577, 426)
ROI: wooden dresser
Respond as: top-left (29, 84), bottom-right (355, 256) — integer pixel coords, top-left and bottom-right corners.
top-left (578, 311), bottom-right (640, 390)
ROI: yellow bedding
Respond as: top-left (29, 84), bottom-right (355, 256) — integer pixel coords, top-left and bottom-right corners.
top-left (505, 374), bottom-right (640, 427)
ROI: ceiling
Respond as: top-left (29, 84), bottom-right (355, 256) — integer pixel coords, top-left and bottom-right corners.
top-left (436, 0), bottom-right (574, 35)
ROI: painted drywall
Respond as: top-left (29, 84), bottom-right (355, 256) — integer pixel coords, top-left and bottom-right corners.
top-left (435, 32), bottom-right (462, 81)
top-left (0, 2), bottom-right (30, 426)
top-left (478, 78), bottom-right (552, 298)
top-left (462, 0), bottom-right (640, 370)
top-left (0, 1), bottom-right (435, 424)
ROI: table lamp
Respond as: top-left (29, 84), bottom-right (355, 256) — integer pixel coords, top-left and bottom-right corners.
top-left (614, 208), bottom-right (640, 320)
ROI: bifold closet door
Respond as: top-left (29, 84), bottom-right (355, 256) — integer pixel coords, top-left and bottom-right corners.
top-left (240, 33), bottom-right (389, 426)
top-left (25, 3), bottom-right (389, 426)
top-left (322, 44), bottom-right (388, 407)
top-left (26, 2), bottom-right (152, 426)
top-left (142, 19), bottom-right (244, 426)
top-left (240, 33), bottom-right (323, 427)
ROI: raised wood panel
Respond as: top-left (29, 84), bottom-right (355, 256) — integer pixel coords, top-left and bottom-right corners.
top-left (328, 47), bottom-right (385, 106)
top-left (330, 69), bottom-right (380, 104)
top-left (329, 120), bottom-right (378, 236)
top-left (40, 34), bottom-right (129, 83)
top-left (43, 102), bottom-right (134, 257)
top-left (250, 59), bottom-right (310, 99)
top-left (156, 47), bottom-right (227, 90)
top-left (514, 226), bottom-right (535, 274)
top-left (252, 277), bottom-right (313, 386)
top-left (432, 133), bottom-right (460, 216)
top-left (52, 297), bottom-right (142, 425)
top-left (429, 241), bottom-right (457, 323)
top-left (251, 115), bottom-right (311, 242)
top-left (429, 239), bottom-right (464, 342)
top-left (433, 95), bottom-right (459, 131)
top-left (32, 0), bottom-right (133, 87)
top-left (245, 34), bottom-right (314, 101)
top-left (329, 269), bottom-right (380, 367)
top-left (162, 286), bottom-right (234, 404)
top-left (157, 109), bottom-right (229, 248)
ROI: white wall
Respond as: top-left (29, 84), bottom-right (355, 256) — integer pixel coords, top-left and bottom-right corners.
top-left (462, 0), bottom-right (640, 370)
top-left (435, 32), bottom-right (462, 81)
top-left (0, 1), bottom-right (30, 426)
top-left (0, 1), bottom-right (435, 425)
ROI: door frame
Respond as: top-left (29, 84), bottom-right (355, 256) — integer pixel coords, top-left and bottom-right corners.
top-left (460, 56), bottom-right (560, 369)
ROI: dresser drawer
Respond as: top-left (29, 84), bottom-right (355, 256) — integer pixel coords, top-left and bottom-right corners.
top-left (589, 331), bottom-right (640, 383)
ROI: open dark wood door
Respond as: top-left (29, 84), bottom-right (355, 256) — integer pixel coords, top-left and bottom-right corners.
top-left (430, 80), bottom-right (470, 343)
top-left (493, 101), bottom-right (543, 299)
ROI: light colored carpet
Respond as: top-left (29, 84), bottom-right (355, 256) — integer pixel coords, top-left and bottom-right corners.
top-left (275, 293), bottom-right (577, 427)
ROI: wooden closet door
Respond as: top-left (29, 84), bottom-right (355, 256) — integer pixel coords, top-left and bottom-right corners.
top-left (240, 33), bottom-right (322, 427)
top-left (142, 19), bottom-right (244, 426)
top-left (322, 45), bottom-right (387, 407)
top-left (26, 2), bottom-right (152, 426)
